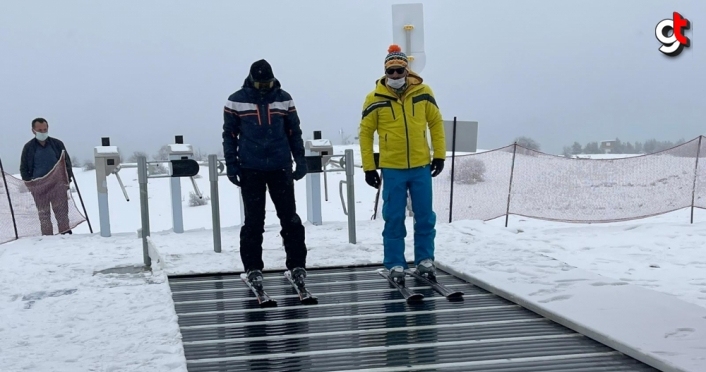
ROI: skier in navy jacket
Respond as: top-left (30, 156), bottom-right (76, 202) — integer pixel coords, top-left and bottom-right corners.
top-left (222, 59), bottom-right (308, 289)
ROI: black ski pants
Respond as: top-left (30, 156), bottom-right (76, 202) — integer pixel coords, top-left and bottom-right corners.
top-left (239, 168), bottom-right (307, 272)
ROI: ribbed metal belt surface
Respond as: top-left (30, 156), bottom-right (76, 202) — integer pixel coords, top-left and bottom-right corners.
top-left (169, 265), bottom-right (660, 372)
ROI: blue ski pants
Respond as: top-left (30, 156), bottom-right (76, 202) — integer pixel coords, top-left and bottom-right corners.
top-left (381, 165), bottom-right (436, 270)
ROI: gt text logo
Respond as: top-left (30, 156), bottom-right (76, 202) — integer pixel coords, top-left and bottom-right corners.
top-left (655, 12), bottom-right (691, 57)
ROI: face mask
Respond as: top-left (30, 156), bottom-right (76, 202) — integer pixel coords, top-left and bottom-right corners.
top-left (35, 132), bottom-right (49, 141)
top-left (387, 77), bottom-right (406, 89)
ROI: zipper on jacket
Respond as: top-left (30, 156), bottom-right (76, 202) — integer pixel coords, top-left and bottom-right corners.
top-left (390, 106), bottom-right (396, 119)
top-left (260, 104), bottom-right (269, 125)
top-left (401, 101), bottom-right (411, 169)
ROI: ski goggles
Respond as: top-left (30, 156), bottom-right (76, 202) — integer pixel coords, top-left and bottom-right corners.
top-left (253, 80), bottom-right (274, 89)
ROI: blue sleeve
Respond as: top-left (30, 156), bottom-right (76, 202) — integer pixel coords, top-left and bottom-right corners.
top-left (19, 143), bottom-right (30, 181)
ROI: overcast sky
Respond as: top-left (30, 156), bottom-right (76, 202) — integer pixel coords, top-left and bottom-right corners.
top-left (1, 0), bottom-right (704, 173)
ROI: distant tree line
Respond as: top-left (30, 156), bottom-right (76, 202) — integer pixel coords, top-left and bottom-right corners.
top-left (503, 136), bottom-right (691, 157)
top-left (562, 138), bottom-right (688, 157)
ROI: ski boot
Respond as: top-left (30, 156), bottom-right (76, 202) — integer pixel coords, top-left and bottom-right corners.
top-left (416, 259), bottom-right (436, 280)
top-left (246, 269), bottom-right (264, 290)
top-left (290, 267), bottom-right (307, 287)
top-left (389, 266), bottom-right (406, 285)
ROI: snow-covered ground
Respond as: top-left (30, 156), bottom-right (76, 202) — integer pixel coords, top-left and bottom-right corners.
top-left (1, 145), bottom-right (706, 371)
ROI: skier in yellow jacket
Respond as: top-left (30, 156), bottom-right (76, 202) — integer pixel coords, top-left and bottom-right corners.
top-left (359, 44), bottom-right (446, 281)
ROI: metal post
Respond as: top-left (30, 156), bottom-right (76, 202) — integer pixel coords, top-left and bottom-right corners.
top-left (305, 148), bottom-right (323, 226)
top-left (138, 156), bottom-right (151, 267)
top-left (95, 136), bottom-right (119, 237)
top-left (691, 135), bottom-right (703, 224)
top-left (323, 165), bottom-right (329, 201)
top-left (95, 156), bottom-right (111, 237)
top-left (209, 155), bottom-right (222, 252)
top-left (505, 143), bottom-right (518, 228)
top-left (0, 158), bottom-right (19, 240)
top-left (345, 149), bottom-right (357, 244)
top-left (449, 117), bottom-right (457, 223)
top-left (169, 156), bottom-right (184, 234)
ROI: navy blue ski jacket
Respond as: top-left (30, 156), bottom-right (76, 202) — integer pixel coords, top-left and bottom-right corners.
top-left (222, 77), bottom-right (305, 175)
top-left (19, 137), bottom-right (74, 181)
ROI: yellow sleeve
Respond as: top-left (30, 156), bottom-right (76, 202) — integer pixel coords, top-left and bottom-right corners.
top-left (358, 93), bottom-right (379, 171)
top-left (425, 86), bottom-right (446, 159)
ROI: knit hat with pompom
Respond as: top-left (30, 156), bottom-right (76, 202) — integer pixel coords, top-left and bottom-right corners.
top-left (384, 44), bottom-right (408, 70)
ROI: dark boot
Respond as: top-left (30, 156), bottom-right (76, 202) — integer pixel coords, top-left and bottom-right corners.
top-left (290, 267), bottom-right (307, 287)
top-left (246, 269), bottom-right (264, 289)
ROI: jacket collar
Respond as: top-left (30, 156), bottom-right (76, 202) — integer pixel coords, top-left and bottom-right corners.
top-left (33, 136), bottom-right (53, 147)
top-left (374, 70), bottom-right (424, 100)
top-left (241, 76), bottom-right (282, 100)
top-left (242, 75), bottom-right (282, 90)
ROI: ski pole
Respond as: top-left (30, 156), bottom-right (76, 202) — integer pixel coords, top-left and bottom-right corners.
top-left (0, 158), bottom-right (19, 240)
top-left (72, 174), bottom-right (93, 233)
top-left (371, 177), bottom-right (382, 220)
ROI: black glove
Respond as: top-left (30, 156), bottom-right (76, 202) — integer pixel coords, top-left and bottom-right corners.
top-left (293, 157), bottom-right (307, 181)
top-left (227, 166), bottom-right (241, 186)
top-left (365, 170), bottom-right (381, 189)
top-left (228, 175), bottom-right (240, 186)
top-left (430, 158), bottom-right (445, 177)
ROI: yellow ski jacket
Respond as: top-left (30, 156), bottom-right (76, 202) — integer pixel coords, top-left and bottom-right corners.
top-left (358, 71), bottom-right (445, 171)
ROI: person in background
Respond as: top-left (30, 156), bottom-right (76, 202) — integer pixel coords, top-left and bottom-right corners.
top-left (222, 59), bottom-right (309, 288)
top-left (358, 45), bottom-right (446, 281)
top-left (19, 117), bottom-right (74, 235)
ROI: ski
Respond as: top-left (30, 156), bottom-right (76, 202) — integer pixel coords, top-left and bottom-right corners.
top-left (284, 271), bottom-right (318, 305)
top-left (378, 269), bottom-right (424, 303)
top-left (240, 273), bottom-right (277, 307)
top-left (405, 269), bottom-right (464, 300)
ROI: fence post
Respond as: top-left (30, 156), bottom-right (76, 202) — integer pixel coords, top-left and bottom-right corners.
top-left (345, 149), bottom-right (357, 244)
top-left (691, 135), bottom-right (703, 224)
top-left (448, 117), bottom-right (457, 223)
top-left (0, 158), bottom-right (19, 240)
top-left (505, 143), bottom-right (518, 228)
top-left (137, 156), bottom-right (151, 268)
top-left (208, 154), bottom-right (222, 253)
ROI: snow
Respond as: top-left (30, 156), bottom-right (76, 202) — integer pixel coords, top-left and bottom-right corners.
top-left (167, 144), bottom-right (193, 154)
top-left (436, 218), bottom-right (706, 371)
top-left (94, 146), bottom-right (120, 155)
top-left (306, 139), bottom-right (333, 147)
top-left (1, 145), bottom-right (706, 371)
